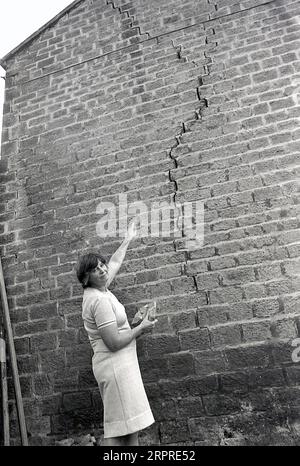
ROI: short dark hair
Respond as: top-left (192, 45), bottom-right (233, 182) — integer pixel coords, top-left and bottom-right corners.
top-left (76, 253), bottom-right (107, 288)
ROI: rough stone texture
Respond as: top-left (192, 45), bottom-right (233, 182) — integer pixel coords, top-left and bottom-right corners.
top-left (0, 0), bottom-right (300, 446)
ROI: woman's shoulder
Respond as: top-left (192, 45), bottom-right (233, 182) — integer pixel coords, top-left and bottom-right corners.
top-left (84, 287), bottom-right (110, 298)
top-left (82, 287), bottom-right (111, 312)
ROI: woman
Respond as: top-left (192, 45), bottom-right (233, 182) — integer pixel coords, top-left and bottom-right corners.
top-left (76, 220), bottom-right (157, 446)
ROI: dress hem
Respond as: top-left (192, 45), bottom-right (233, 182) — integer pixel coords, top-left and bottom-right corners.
top-left (103, 410), bottom-right (155, 438)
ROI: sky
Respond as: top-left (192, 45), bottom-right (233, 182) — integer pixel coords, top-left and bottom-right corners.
top-left (0, 0), bottom-right (75, 140)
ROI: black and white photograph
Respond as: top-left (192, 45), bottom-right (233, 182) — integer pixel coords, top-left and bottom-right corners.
top-left (0, 0), bottom-right (299, 453)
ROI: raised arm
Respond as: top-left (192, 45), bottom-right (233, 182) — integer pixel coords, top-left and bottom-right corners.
top-left (106, 219), bottom-right (137, 287)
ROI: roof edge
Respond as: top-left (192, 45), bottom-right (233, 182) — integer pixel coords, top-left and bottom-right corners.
top-left (0, 0), bottom-right (85, 69)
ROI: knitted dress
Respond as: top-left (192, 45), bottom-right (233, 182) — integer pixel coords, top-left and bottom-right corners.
top-left (82, 287), bottom-right (154, 438)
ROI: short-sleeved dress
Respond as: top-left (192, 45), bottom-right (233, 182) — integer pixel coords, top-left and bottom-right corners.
top-left (82, 286), bottom-right (155, 438)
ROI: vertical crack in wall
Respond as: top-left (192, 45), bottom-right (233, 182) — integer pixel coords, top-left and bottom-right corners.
top-left (168, 25), bottom-right (216, 290)
top-left (106, 0), bottom-right (150, 39)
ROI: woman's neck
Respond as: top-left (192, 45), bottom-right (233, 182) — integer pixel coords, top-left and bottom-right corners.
top-left (93, 284), bottom-right (107, 292)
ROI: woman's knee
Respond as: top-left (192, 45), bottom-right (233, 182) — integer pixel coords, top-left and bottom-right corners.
top-left (102, 431), bottom-right (139, 446)
top-left (123, 431), bottom-right (139, 446)
top-left (102, 436), bottom-right (124, 446)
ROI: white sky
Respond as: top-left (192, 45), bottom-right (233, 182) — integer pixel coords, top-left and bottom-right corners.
top-left (0, 0), bottom-right (76, 58)
top-left (0, 1), bottom-right (75, 142)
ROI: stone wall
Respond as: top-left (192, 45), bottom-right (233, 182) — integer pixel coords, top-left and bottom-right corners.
top-left (0, 0), bottom-right (300, 445)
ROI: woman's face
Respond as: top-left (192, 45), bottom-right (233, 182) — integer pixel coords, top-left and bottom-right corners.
top-left (88, 260), bottom-right (108, 288)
